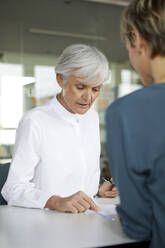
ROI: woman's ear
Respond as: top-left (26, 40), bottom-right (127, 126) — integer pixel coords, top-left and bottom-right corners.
top-left (132, 30), bottom-right (147, 55)
top-left (56, 73), bottom-right (64, 88)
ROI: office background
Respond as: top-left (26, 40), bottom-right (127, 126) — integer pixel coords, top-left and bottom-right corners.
top-left (0, 0), bottom-right (142, 176)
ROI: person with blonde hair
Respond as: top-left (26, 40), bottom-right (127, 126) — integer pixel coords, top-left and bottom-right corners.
top-left (106, 0), bottom-right (165, 247)
top-left (2, 44), bottom-right (118, 213)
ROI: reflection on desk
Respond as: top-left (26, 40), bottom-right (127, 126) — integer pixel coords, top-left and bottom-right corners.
top-left (0, 198), bottom-right (137, 248)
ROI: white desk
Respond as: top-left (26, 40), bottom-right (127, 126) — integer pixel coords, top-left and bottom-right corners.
top-left (0, 197), bottom-right (136, 248)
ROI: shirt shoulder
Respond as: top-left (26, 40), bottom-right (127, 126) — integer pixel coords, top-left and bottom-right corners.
top-left (19, 100), bottom-right (53, 126)
top-left (107, 86), bottom-right (155, 117)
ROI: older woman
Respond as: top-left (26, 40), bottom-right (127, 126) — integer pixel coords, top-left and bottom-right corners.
top-left (2, 44), bottom-right (117, 213)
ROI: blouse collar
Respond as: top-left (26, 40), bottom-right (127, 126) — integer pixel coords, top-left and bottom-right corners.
top-left (50, 95), bottom-right (90, 123)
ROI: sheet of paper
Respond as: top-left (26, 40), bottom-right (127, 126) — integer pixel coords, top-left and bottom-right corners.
top-left (97, 203), bottom-right (118, 221)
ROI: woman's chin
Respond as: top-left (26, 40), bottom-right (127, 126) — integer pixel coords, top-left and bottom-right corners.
top-left (76, 107), bottom-right (89, 115)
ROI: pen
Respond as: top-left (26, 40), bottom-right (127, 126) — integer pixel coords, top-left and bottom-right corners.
top-left (103, 177), bottom-right (116, 187)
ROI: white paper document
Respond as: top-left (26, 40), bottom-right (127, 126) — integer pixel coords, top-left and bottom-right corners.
top-left (97, 203), bottom-right (118, 221)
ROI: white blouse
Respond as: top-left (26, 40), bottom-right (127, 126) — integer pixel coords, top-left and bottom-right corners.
top-left (2, 96), bottom-right (100, 208)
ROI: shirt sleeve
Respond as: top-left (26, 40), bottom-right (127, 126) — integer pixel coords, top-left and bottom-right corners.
top-left (106, 104), bottom-right (152, 241)
top-left (1, 116), bottom-right (51, 209)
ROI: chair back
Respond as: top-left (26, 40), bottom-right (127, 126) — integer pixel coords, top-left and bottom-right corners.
top-left (0, 163), bottom-right (10, 205)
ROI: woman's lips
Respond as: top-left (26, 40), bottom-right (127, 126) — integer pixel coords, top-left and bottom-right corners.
top-left (77, 103), bottom-right (89, 108)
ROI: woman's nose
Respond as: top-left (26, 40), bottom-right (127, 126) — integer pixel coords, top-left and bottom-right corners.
top-left (82, 90), bottom-right (92, 102)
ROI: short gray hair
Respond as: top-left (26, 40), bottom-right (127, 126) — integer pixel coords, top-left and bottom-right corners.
top-left (55, 44), bottom-right (110, 85)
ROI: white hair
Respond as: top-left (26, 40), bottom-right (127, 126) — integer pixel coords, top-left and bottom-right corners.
top-left (55, 44), bottom-right (110, 86)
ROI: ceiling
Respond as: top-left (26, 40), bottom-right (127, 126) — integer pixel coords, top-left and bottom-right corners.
top-left (0, 0), bottom-right (130, 62)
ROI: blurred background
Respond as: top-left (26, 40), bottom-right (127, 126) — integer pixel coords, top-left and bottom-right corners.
top-left (0, 0), bottom-right (142, 177)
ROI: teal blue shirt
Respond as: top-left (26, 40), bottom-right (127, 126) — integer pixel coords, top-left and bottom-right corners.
top-left (106, 83), bottom-right (165, 248)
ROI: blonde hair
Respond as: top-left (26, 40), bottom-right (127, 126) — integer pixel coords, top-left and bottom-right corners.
top-left (121, 0), bottom-right (165, 58)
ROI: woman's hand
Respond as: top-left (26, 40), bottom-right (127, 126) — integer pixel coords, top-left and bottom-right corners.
top-left (45, 191), bottom-right (100, 213)
top-left (98, 181), bottom-right (118, 198)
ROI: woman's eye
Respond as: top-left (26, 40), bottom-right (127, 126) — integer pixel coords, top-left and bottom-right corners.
top-left (93, 87), bottom-right (100, 92)
top-left (76, 85), bottom-right (84, 90)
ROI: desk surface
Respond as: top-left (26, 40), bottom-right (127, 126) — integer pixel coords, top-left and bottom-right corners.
top-left (0, 197), bottom-right (135, 248)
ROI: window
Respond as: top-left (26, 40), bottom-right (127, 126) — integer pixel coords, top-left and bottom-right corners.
top-left (34, 65), bottom-right (61, 99)
top-left (0, 63), bottom-right (35, 148)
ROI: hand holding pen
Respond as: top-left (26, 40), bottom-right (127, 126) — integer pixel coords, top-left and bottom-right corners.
top-left (98, 177), bottom-right (118, 198)
top-left (103, 177), bottom-right (116, 187)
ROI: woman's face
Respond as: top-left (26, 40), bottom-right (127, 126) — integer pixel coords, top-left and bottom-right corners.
top-left (57, 74), bottom-right (102, 114)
